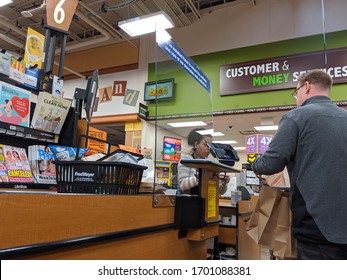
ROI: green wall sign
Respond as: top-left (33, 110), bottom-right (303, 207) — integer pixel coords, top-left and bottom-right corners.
top-left (147, 30), bottom-right (347, 117)
top-left (220, 47), bottom-right (347, 95)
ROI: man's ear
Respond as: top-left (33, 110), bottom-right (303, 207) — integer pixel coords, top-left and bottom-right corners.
top-left (305, 81), bottom-right (311, 95)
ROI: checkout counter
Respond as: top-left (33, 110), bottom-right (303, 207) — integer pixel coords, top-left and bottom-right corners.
top-left (0, 159), bottom-right (258, 260)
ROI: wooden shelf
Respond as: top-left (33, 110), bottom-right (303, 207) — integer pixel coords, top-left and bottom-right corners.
top-left (217, 196), bottom-right (261, 260)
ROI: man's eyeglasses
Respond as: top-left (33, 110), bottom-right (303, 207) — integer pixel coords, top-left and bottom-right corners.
top-left (292, 83), bottom-right (305, 99)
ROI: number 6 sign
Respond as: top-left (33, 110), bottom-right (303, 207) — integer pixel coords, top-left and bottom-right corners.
top-left (46, 0), bottom-right (79, 32)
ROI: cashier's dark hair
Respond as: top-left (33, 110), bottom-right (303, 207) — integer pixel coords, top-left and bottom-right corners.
top-left (187, 128), bottom-right (212, 146)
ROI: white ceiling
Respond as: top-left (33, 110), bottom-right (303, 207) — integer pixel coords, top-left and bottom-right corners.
top-left (0, 0), bottom-right (248, 55)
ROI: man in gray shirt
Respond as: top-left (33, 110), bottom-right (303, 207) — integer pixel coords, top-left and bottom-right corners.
top-left (252, 69), bottom-right (347, 259)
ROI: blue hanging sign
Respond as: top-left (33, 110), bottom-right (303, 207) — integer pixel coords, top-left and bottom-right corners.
top-left (158, 39), bottom-right (211, 93)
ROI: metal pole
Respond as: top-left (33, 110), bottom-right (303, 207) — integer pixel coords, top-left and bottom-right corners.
top-left (58, 33), bottom-right (68, 77)
top-left (46, 33), bottom-right (57, 73)
top-left (42, 28), bottom-right (51, 73)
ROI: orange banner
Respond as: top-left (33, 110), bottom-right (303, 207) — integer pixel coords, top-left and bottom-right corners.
top-left (88, 126), bottom-right (107, 154)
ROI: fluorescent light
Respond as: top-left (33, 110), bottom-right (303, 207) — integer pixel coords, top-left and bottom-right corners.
top-left (213, 140), bottom-right (237, 144)
top-left (0, 0), bottom-right (12, 7)
top-left (118, 11), bottom-right (174, 37)
top-left (197, 129), bottom-right (224, 137)
top-left (197, 128), bottom-right (212, 134)
top-left (211, 132), bottom-right (224, 137)
top-left (168, 121), bottom-right (207, 128)
top-left (233, 147), bottom-right (246, 151)
top-left (254, 125), bottom-right (278, 131)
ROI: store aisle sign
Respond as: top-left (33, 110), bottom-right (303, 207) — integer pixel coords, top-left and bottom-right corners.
top-left (220, 47), bottom-right (347, 95)
top-left (245, 134), bottom-right (273, 155)
top-left (158, 39), bottom-right (211, 93)
top-left (138, 103), bottom-right (148, 120)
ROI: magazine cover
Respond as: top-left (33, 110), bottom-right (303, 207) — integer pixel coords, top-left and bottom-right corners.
top-left (31, 91), bottom-right (72, 134)
top-left (23, 66), bottom-right (39, 90)
top-left (28, 145), bottom-right (56, 184)
top-left (52, 75), bottom-right (63, 97)
top-left (9, 56), bottom-right (26, 83)
top-left (3, 145), bottom-right (33, 183)
top-left (0, 81), bottom-right (31, 127)
top-left (0, 51), bottom-right (11, 76)
top-left (0, 144), bottom-right (9, 182)
top-left (24, 27), bottom-right (45, 69)
top-left (40, 73), bottom-right (53, 93)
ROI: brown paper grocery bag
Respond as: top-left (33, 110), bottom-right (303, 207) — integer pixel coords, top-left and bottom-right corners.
top-left (272, 193), bottom-right (297, 259)
top-left (264, 172), bottom-right (286, 187)
top-left (246, 186), bottom-right (283, 248)
top-left (246, 186), bottom-right (297, 259)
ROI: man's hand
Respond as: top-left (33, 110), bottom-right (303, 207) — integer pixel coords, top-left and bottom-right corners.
top-left (251, 163), bottom-right (262, 178)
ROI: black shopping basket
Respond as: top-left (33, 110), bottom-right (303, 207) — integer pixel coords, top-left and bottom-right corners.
top-left (55, 134), bottom-right (147, 195)
top-left (55, 160), bottom-right (147, 195)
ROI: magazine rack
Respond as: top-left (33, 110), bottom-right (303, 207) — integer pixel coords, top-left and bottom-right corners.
top-left (0, 121), bottom-right (56, 143)
top-left (0, 122), bottom-right (57, 190)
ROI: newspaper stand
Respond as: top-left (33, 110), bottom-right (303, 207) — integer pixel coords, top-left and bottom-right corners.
top-left (54, 134), bottom-right (147, 195)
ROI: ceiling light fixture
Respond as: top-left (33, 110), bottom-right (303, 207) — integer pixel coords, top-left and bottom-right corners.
top-left (210, 132), bottom-right (224, 137)
top-left (118, 11), bottom-right (174, 37)
top-left (254, 125), bottom-right (278, 131)
top-left (168, 121), bottom-right (207, 128)
top-left (213, 140), bottom-right (237, 144)
top-left (0, 0), bottom-right (12, 8)
top-left (197, 129), bottom-right (224, 137)
top-left (233, 147), bottom-right (246, 151)
top-left (21, 0), bottom-right (46, 18)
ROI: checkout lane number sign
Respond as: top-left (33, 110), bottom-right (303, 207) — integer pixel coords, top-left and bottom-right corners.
top-left (46, 0), bottom-right (79, 32)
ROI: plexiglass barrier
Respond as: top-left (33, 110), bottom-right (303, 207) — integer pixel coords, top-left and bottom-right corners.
top-left (147, 28), bottom-right (213, 207)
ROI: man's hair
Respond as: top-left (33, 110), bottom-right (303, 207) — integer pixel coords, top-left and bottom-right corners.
top-left (298, 69), bottom-right (333, 91)
top-left (187, 127), bottom-right (212, 146)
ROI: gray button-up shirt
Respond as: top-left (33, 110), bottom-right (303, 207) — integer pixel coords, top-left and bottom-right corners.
top-left (252, 96), bottom-right (347, 244)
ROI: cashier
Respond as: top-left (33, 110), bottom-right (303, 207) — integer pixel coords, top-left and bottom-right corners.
top-left (176, 128), bottom-right (230, 195)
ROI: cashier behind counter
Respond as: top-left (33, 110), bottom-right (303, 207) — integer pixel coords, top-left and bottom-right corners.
top-left (176, 128), bottom-right (231, 195)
